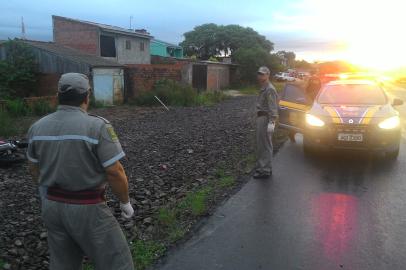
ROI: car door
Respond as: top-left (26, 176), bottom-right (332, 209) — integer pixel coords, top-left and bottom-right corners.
top-left (278, 83), bottom-right (312, 133)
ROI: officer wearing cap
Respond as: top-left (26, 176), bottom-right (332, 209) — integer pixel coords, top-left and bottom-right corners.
top-left (27, 73), bottom-right (135, 269)
top-left (254, 66), bottom-right (279, 179)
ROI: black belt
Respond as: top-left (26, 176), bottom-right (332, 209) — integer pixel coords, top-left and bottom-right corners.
top-left (257, 111), bottom-right (269, 117)
top-left (47, 186), bottom-right (106, 204)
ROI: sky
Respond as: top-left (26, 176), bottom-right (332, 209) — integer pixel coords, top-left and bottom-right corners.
top-left (1, 0), bottom-right (405, 70)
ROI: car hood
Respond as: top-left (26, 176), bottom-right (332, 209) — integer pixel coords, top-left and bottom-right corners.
top-left (310, 103), bottom-right (397, 125)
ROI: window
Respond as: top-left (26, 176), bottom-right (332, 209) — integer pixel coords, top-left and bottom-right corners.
top-left (125, 40), bottom-right (131, 50)
top-left (140, 42), bottom-right (145, 51)
top-left (282, 84), bottom-right (307, 104)
top-left (318, 84), bottom-right (387, 105)
top-left (100, 35), bottom-right (116, 57)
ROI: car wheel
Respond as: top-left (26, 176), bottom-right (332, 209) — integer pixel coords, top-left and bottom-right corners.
top-left (386, 148), bottom-right (400, 160)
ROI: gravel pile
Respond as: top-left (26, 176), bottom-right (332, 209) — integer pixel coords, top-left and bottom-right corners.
top-left (0, 96), bottom-right (261, 269)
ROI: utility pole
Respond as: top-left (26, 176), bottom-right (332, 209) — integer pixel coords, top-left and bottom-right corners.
top-left (21, 16), bottom-right (26, 40)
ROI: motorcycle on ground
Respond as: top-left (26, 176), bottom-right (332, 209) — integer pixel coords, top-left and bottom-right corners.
top-left (0, 139), bottom-right (28, 166)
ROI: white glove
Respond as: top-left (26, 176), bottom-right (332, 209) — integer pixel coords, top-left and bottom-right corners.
top-left (267, 121), bottom-right (275, 133)
top-left (120, 201), bottom-right (134, 219)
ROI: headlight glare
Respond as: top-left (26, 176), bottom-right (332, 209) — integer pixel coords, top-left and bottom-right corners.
top-left (306, 114), bottom-right (325, 127)
top-left (378, 116), bottom-right (400, 129)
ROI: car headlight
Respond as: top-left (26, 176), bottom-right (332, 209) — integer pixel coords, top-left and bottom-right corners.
top-left (378, 116), bottom-right (400, 129)
top-left (306, 114), bottom-right (325, 127)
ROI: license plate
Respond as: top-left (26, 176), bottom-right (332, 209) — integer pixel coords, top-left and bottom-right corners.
top-left (337, 133), bottom-right (363, 142)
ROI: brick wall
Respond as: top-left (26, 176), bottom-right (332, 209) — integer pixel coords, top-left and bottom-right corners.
top-left (35, 73), bottom-right (61, 96)
top-left (125, 63), bottom-right (186, 97)
top-left (53, 16), bottom-right (99, 55)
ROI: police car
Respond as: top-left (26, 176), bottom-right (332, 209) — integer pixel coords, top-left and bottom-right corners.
top-left (278, 79), bottom-right (403, 159)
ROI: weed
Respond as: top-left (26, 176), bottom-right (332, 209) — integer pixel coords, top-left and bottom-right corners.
top-left (6, 99), bottom-right (30, 117)
top-left (132, 240), bottom-right (166, 270)
top-left (0, 259), bottom-right (5, 269)
top-left (157, 207), bottom-right (177, 227)
top-left (83, 263), bottom-right (94, 270)
top-left (218, 175), bottom-right (235, 188)
top-left (32, 100), bottom-right (55, 116)
top-left (0, 111), bottom-right (17, 137)
top-left (168, 227), bottom-right (186, 243)
top-left (181, 187), bottom-right (213, 216)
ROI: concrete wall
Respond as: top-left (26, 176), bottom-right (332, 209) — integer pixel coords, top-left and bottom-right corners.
top-left (207, 64), bottom-right (230, 91)
top-left (53, 16), bottom-right (100, 55)
top-left (115, 35), bottom-right (150, 64)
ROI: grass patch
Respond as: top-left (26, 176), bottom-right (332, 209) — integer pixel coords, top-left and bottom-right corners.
top-left (218, 175), bottom-right (235, 188)
top-left (0, 259), bottom-right (5, 269)
top-left (157, 207), bottom-right (177, 227)
top-left (83, 263), bottom-right (94, 270)
top-left (178, 187), bottom-right (213, 216)
top-left (132, 240), bottom-right (166, 270)
top-left (0, 111), bottom-right (17, 137)
top-left (131, 79), bottom-right (228, 107)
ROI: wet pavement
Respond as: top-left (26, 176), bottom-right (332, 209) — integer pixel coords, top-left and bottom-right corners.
top-left (155, 136), bottom-right (406, 270)
top-left (154, 84), bottom-right (406, 270)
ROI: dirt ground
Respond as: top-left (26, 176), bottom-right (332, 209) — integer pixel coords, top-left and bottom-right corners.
top-left (0, 96), bottom-right (286, 269)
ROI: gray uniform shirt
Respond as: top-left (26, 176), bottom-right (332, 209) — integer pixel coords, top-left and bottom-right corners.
top-left (256, 82), bottom-right (279, 121)
top-left (27, 105), bottom-right (125, 191)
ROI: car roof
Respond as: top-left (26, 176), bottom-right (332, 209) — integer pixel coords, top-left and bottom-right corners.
top-left (326, 79), bottom-right (377, 86)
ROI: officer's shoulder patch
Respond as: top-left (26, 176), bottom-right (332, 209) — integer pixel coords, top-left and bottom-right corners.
top-left (106, 125), bottom-right (119, 142)
top-left (89, 114), bottom-right (110, 124)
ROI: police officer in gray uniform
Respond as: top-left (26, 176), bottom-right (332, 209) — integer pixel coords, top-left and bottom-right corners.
top-left (27, 73), bottom-right (135, 270)
top-left (254, 66), bottom-right (279, 179)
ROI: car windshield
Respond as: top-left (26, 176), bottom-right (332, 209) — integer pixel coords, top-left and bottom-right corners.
top-left (318, 84), bottom-right (387, 105)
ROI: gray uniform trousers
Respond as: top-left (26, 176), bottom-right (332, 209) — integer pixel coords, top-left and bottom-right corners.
top-left (256, 115), bottom-right (273, 174)
top-left (41, 199), bottom-right (134, 270)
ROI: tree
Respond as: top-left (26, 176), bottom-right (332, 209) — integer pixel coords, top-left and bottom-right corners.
top-left (180, 24), bottom-right (274, 60)
top-left (276, 51), bottom-right (296, 68)
top-left (0, 39), bottom-right (37, 99)
top-left (233, 46), bottom-right (284, 83)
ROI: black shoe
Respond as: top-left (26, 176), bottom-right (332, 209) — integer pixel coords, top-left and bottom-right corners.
top-left (253, 171), bottom-right (272, 179)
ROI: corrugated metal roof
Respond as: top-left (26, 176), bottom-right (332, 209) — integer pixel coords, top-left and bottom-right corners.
top-left (53, 15), bottom-right (153, 39)
top-left (21, 40), bottom-right (123, 68)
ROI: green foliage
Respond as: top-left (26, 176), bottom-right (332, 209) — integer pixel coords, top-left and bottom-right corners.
top-left (0, 39), bottom-right (37, 99)
top-left (5, 99), bottom-right (30, 117)
top-left (32, 99), bottom-right (54, 116)
top-left (276, 50), bottom-right (296, 68)
top-left (133, 79), bottom-right (228, 107)
top-left (157, 207), bottom-right (177, 227)
top-left (83, 263), bottom-right (94, 270)
top-left (132, 240), bottom-right (166, 270)
top-left (218, 176), bottom-right (235, 188)
top-left (232, 46), bottom-right (284, 83)
top-left (181, 24), bottom-right (274, 60)
top-left (179, 187), bottom-right (213, 216)
top-left (0, 112), bottom-right (17, 137)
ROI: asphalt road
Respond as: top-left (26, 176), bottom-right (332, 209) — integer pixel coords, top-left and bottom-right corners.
top-left (155, 86), bottom-right (406, 270)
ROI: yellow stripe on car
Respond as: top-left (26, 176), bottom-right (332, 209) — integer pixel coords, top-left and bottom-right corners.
top-left (279, 100), bottom-right (310, 111)
top-left (361, 106), bottom-right (380, 124)
top-left (324, 107), bottom-right (342, 124)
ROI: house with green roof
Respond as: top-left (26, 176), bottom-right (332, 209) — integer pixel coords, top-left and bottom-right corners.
top-left (150, 39), bottom-right (183, 58)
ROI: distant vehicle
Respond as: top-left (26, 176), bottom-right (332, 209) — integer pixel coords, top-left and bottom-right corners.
top-left (278, 79), bottom-right (403, 159)
top-left (274, 72), bottom-right (296, 82)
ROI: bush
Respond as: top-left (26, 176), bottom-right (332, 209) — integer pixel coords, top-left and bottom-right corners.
top-left (133, 79), bottom-right (228, 107)
top-left (6, 99), bottom-right (30, 117)
top-left (0, 111), bottom-right (17, 137)
top-left (32, 99), bottom-right (55, 116)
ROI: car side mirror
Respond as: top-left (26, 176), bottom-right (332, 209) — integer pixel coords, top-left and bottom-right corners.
top-left (393, 98), bottom-right (404, 106)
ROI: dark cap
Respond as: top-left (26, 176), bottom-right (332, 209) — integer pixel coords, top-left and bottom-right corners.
top-left (58, 73), bottom-right (90, 94)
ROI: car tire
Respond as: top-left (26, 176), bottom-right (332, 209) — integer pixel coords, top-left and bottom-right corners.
top-left (386, 148), bottom-right (400, 160)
